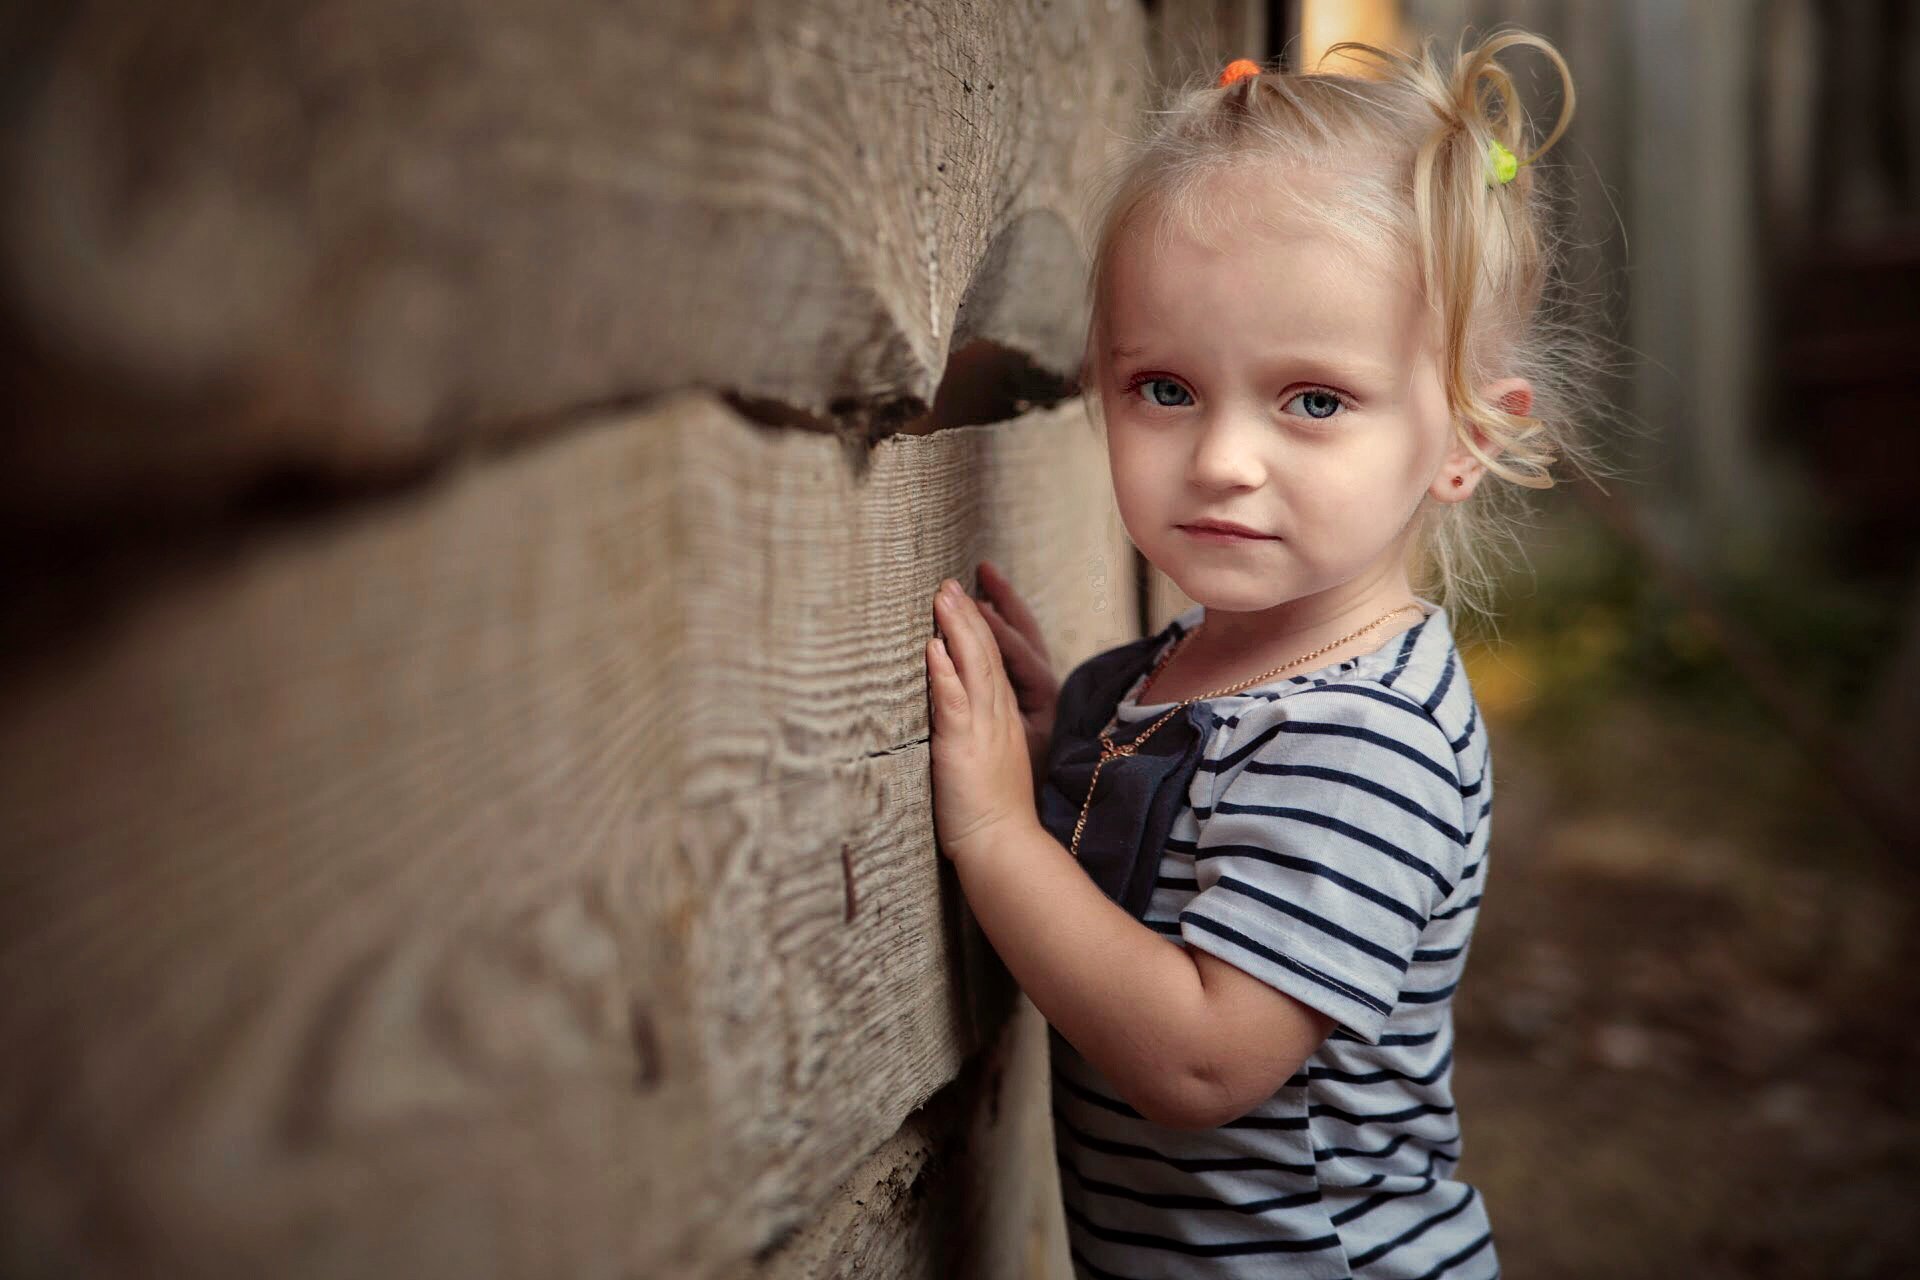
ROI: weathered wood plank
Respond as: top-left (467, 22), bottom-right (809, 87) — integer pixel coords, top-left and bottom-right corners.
top-left (0, 391), bottom-right (1131, 1277)
top-left (0, 0), bottom-right (1147, 530)
top-left (743, 996), bottom-right (1070, 1280)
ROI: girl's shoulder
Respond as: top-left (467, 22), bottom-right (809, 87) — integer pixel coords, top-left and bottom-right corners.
top-left (1129, 600), bottom-right (1485, 774)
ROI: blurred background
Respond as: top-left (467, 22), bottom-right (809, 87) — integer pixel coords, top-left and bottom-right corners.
top-left (1, 0), bottom-right (1915, 1276)
top-left (1281, 1), bottom-right (1920, 1274)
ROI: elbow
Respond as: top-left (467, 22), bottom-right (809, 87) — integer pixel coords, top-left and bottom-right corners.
top-left (1134, 1092), bottom-right (1213, 1132)
top-left (1117, 1067), bottom-right (1217, 1131)
top-left (1156, 1047), bottom-right (1314, 1131)
top-left (1138, 1066), bottom-right (1274, 1133)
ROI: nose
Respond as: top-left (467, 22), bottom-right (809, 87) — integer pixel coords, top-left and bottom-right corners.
top-left (1185, 409), bottom-right (1265, 492)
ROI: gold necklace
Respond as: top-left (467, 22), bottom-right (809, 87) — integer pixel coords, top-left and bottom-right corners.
top-left (1067, 603), bottom-right (1424, 860)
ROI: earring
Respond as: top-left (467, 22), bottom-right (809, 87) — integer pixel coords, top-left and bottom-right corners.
top-left (1451, 475), bottom-right (1464, 488)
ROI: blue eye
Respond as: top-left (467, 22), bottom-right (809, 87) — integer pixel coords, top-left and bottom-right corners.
top-left (1133, 377), bottom-right (1193, 408)
top-left (1285, 389), bottom-right (1345, 420)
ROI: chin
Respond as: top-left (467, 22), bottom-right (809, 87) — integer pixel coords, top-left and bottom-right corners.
top-left (1157, 560), bottom-right (1292, 614)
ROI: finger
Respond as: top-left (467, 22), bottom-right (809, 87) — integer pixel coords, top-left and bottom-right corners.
top-left (978, 561), bottom-right (1051, 661)
top-left (955, 589), bottom-right (1009, 689)
top-left (926, 636), bottom-right (970, 723)
top-left (935, 589), bottom-right (995, 692)
top-left (980, 601), bottom-right (1054, 701)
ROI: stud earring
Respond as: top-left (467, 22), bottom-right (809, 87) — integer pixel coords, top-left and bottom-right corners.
top-left (1451, 475), bottom-right (1464, 488)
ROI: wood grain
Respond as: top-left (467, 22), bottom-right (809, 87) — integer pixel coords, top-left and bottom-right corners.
top-left (0, 391), bottom-right (1131, 1277)
top-left (744, 997), bottom-right (1070, 1280)
top-left (0, 0), bottom-right (1147, 530)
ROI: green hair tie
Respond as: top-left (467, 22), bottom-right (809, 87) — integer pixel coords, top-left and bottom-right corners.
top-left (1487, 139), bottom-right (1519, 187)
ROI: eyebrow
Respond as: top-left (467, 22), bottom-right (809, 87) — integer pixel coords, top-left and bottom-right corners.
top-left (1109, 342), bottom-right (1395, 386)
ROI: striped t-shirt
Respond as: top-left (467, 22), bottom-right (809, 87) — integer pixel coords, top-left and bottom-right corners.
top-left (1051, 599), bottom-right (1497, 1280)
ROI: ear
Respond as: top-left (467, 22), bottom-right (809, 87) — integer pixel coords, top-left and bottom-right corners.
top-left (1428, 377), bottom-right (1531, 504)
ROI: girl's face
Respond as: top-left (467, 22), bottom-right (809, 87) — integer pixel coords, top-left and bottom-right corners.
top-left (1096, 183), bottom-right (1481, 634)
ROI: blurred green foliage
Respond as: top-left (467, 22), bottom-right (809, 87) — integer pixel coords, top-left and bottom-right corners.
top-left (1466, 500), bottom-right (1909, 738)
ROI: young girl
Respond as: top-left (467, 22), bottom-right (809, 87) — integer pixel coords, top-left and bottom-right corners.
top-left (926, 31), bottom-right (1587, 1279)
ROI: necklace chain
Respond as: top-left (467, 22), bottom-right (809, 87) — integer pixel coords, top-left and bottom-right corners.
top-left (1066, 602), bottom-right (1424, 860)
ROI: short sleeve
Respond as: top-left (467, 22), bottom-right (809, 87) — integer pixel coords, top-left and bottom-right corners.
top-left (1177, 684), bottom-right (1469, 1045)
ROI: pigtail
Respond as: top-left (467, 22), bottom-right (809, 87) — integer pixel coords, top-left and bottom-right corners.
top-left (1218, 62), bottom-right (1266, 122)
top-left (1369, 30), bottom-right (1580, 491)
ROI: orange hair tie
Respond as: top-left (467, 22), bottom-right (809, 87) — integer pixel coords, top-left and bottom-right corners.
top-left (1217, 58), bottom-right (1262, 89)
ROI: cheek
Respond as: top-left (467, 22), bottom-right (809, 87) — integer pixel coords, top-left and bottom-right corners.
top-left (1106, 423), bottom-right (1161, 492)
top-left (1104, 431), bottom-right (1149, 514)
top-left (1290, 441), bottom-right (1425, 534)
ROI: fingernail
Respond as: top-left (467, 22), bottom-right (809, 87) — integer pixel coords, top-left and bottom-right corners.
top-left (942, 579), bottom-right (961, 597)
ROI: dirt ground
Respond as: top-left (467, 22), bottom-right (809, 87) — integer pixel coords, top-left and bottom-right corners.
top-left (1450, 681), bottom-right (1920, 1278)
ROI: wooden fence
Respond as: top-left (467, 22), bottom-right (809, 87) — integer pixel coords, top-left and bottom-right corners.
top-left (0, 0), bottom-right (1262, 1274)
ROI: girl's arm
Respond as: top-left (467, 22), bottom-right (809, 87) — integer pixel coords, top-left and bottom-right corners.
top-left (927, 577), bottom-right (1331, 1128)
top-left (955, 817), bottom-right (1204, 1122)
top-left (948, 814), bottom-right (1334, 1129)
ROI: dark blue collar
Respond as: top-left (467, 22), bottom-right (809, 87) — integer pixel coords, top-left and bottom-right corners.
top-left (1036, 625), bottom-right (1213, 920)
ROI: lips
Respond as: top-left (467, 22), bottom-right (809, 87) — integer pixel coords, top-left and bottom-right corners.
top-left (1179, 519), bottom-right (1275, 540)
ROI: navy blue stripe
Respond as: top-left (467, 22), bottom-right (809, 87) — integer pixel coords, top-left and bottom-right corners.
top-left (1409, 1229), bottom-right (1496, 1280)
top-left (1063, 1202), bottom-right (1343, 1257)
top-left (1193, 843), bottom-right (1426, 926)
top-left (1312, 1047), bottom-right (1453, 1086)
top-left (1315, 1131), bottom-right (1461, 1162)
top-left (1450, 702), bottom-right (1479, 753)
top-left (1181, 912), bottom-right (1392, 1015)
top-left (1352, 1146), bottom-right (1452, 1186)
top-left (1422, 648), bottom-right (1457, 713)
top-left (1311, 1099), bottom-right (1457, 1126)
top-left (1330, 1177), bottom-right (1439, 1226)
top-left (1251, 717), bottom-right (1459, 794)
top-left (1244, 760), bottom-right (1467, 844)
top-left (1056, 1070), bottom-right (1146, 1120)
top-left (1413, 942), bottom-right (1466, 961)
top-left (1399, 977), bottom-right (1461, 1004)
top-left (1211, 874), bottom-right (1413, 972)
top-left (1062, 1156), bottom-right (1323, 1214)
top-left (1380, 625), bottom-right (1422, 687)
top-left (1055, 1065), bottom-right (1311, 1131)
top-left (1347, 1185), bottom-right (1479, 1268)
top-left (1432, 893), bottom-right (1481, 921)
top-left (1220, 1109), bottom-right (1312, 1132)
top-left (1057, 1115), bottom-right (1318, 1176)
top-left (1213, 717), bottom-right (1461, 792)
top-left (1155, 873), bottom-right (1199, 891)
top-left (1331, 1025), bottom-right (1442, 1047)
top-left (1291, 681), bottom-right (1449, 733)
top-left (1204, 802), bottom-right (1456, 897)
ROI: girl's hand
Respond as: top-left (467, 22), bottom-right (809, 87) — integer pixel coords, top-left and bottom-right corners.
top-left (973, 560), bottom-right (1061, 789)
top-left (926, 576), bottom-right (1040, 864)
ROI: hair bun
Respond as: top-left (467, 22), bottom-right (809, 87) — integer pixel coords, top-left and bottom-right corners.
top-left (1447, 32), bottom-right (1575, 170)
top-left (1217, 58), bottom-right (1262, 89)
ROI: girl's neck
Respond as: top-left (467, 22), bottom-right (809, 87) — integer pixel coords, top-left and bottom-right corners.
top-left (1162, 584), bottom-right (1426, 696)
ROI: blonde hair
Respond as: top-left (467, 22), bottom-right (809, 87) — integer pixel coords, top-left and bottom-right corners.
top-left (1076, 30), bottom-right (1613, 633)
